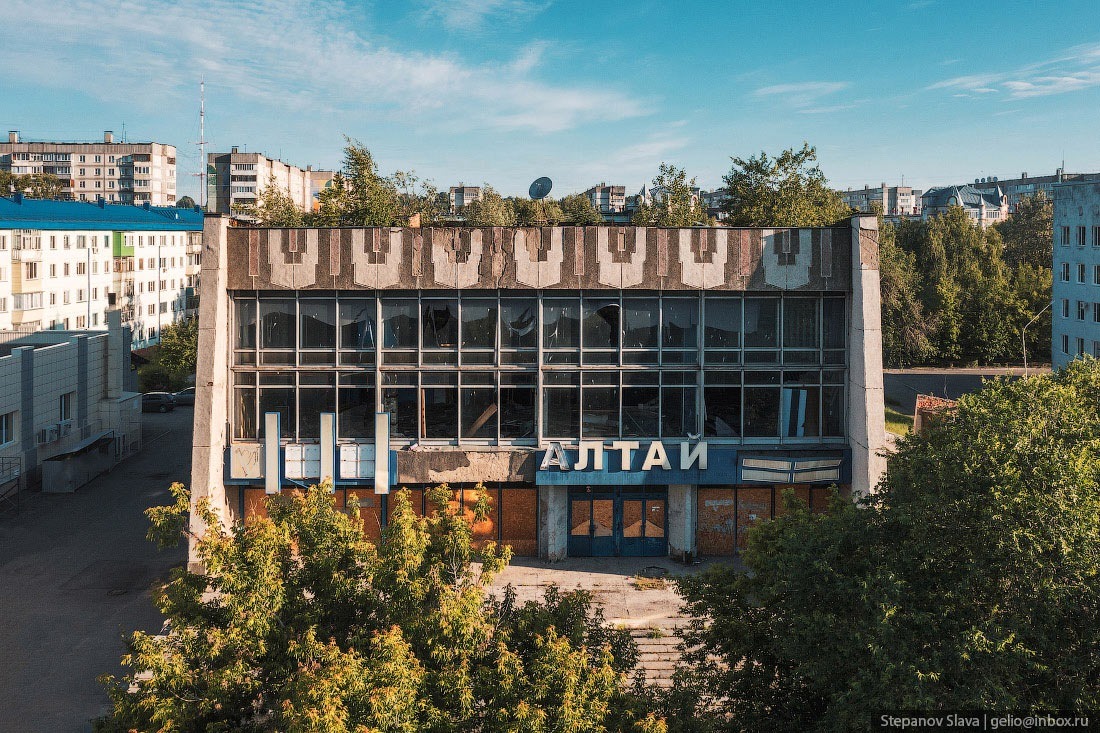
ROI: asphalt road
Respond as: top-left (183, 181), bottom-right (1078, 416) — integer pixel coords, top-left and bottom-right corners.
top-left (0, 408), bottom-right (192, 733)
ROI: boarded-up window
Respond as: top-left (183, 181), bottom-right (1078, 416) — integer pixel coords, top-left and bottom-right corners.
top-left (501, 488), bottom-right (538, 557)
top-left (697, 488), bottom-right (736, 556)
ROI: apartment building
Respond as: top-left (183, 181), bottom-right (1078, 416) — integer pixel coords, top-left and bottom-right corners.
top-left (971, 170), bottom-right (1100, 213)
top-left (582, 184), bottom-right (627, 216)
top-left (0, 197), bottom-right (202, 348)
top-left (448, 185), bottom-right (482, 215)
top-left (840, 183), bottom-right (922, 216)
top-left (1052, 181), bottom-right (1100, 368)
top-left (0, 311), bottom-right (141, 494)
top-left (188, 217), bottom-right (886, 567)
top-left (0, 131), bottom-right (177, 206)
top-left (208, 148), bottom-right (332, 219)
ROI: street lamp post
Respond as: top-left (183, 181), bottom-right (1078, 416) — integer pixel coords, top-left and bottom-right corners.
top-left (1022, 301), bottom-right (1052, 377)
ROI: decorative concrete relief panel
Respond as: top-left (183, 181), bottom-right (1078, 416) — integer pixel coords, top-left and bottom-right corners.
top-left (431, 228), bottom-right (484, 288)
top-left (513, 227), bottom-right (563, 288)
top-left (267, 229), bottom-right (319, 288)
top-left (351, 228), bottom-right (403, 288)
top-left (596, 227), bottom-right (646, 288)
top-left (762, 229), bottom-right (812, 289)
top-left (678, 228), bottom-right (728, 288)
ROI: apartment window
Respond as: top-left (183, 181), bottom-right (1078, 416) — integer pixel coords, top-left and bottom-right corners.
top-left (59, 392), bottom-right (73, 421)
top-left (25, 262), bottom-right (38, 279)
top-left (1095, 265), bottom-right (1100, 286)
top-left (76, 316), bottom-right (86, 328)
top-left (1077, 337), bottom-right (1086, 357)
top-left (1094, 341), bottom-right (1100, 358)
top-left (63, 291), bottom-right (71, 305)
top-left (1061, 334), bottom-right (1069, 354)
top-left (1060, 263), bottom-right (1070, 281)
top-left (1078, 263), bottom-right (1086, 283)
top-left (0, 267), bottom-right (4, 282)
top-left (1061, 226), bottom-right (1070, 246)
top-left (49, 264), bottom-right (56, 278)
top-left (63, 236), bottom-right (70, 249)
top-left (1094, 226), bottom-right (1100, 247)
top-left (92, 261), bottom-right (98, 274)
top-left (0, 235), bottom-right (6, 250)
top-left (64, 263), bottom-right (70, 276)
top-left (92, 313), bottom-right (98, 326)
top-left (49, 236), bottom-right (56, 250)
top-left (76, 262), bottom-right (86, 276)
top-left (94, 155), bottom-right (101, 163)
top-left (92, 287), bottom-right (98, 300)
top-left (78, 156), bottom-right (85, 163)
top-left (1077, 301), bottom-right (1088, 321)
top-left (159, 302), bottom-right (167, 314)
top-left (95, 168), bottom-right (101, 176)
top-left (147, 304), bottom-right (155, 316)
top-left (1077, 226), bottom-right (1087, 247)
top-left (0, 411), bottom-right (14, 447)
top-left (79, 181), bottom-right (85, 189)
top-left (1061, 299), bottom-right (1070, 318)
top-left (49, 293), bottom-right (55, 305)
top-left (0, 298), bottom-right (6, 313)
top-left (1094, 303), bottom-right (1100, 323)
top-left (148, 280), bottom-right (155, 292)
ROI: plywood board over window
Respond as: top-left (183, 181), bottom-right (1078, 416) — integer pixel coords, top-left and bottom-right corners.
top-left (501, 488), bottom-right (538, 557)
top-left (697, 488), bottom-right (736, 556)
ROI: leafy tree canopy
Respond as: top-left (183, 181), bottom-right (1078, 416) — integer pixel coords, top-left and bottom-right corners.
top-left (670, 360), bottom-right (1100, 731)
top-left (721, 143), bottom-right (851, 227)
top-left (97, 483), bottom-right (662, 732)
top-left (514, 196), bottom-right (565, 226)
top-left (995, 191), bottom-right (1053, 269)
top-left (464, 184), bottom-right (517, 227)
top-left (0, 170), bottom-right (66, 199)
top-left (560, 193), bottom-right (603, 225)
top-left (246, 175), bottom-right (304, 227)
top-left (175, 195), bottom-right (197, 209)
top-left (632, 163), bottom-right (708, 227)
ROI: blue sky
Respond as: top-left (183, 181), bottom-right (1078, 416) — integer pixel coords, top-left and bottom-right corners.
top-left (4, 0), bottom-right (1100, 202)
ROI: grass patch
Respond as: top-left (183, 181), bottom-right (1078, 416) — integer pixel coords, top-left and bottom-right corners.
top-left (885, 404), bottom-right (914, 436)
top-left (631, 575), bottom-right (669, 591)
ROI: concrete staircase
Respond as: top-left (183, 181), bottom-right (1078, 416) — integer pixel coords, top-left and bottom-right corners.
top-left (630, 625), bottom-right (682, 688)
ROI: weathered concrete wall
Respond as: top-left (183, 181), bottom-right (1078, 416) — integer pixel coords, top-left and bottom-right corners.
top-left (225, 225), bottom-right (853, 292)
top-left (848, 215), bottom-right (887, 497)
top-left (667, 483), bottom-right (696, 561)
top-left (538, 484), bottom-right (567, 561)
top-left (396, 448), bottom-right (536, 485)
top-left (189, 215), bottom-right (233, 571)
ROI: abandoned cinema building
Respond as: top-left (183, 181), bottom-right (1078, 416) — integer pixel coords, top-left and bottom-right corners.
top-left (188, 216), bottom-right (886, 564)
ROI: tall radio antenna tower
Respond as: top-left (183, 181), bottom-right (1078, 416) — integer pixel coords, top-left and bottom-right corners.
top-left (191, 77), bottom-right (208, 208)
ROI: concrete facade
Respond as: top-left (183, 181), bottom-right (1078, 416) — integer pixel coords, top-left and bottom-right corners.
top-left (840, 183), bottom-right (922, 216)
top-left (190, 217), bottom-right (886, 567)
top-left (0, 310), bottom-right (141, 494)
top-left (1052, 181), bottom-right (1100, 368)
top-left (971, 170), bottom-right (1100, 213)
top-left (0, 131), bottom-right (177, 205)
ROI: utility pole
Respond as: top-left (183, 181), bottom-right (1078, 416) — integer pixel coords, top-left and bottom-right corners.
top-left (191, 77), bottom-right (208, 209)
top-left (1022, 301), bottom-right (1052, 377)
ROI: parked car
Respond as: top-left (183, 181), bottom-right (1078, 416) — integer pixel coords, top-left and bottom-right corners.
top-left (142, 392), bottom-right (177, 413)
top-left (173, 387), bottom-right (196, 406)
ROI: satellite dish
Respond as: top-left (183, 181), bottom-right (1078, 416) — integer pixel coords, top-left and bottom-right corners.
top-left (529, 176), bottom-right (553, 200)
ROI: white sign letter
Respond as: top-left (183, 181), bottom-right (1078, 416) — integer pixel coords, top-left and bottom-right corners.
top-left (540, 442), bottom-right (572, 471)
top-left (641, 441), bottom-right (672, 470)
top-left (610, 440), bottom-right (640, 471)
top-left (574, 441), bottom-right (605, 471)
top-left (680, 441), bottom-right (708, 470)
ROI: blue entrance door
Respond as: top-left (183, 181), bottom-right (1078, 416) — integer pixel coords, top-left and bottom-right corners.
top-left (568, 490), bottom-right (668, 557)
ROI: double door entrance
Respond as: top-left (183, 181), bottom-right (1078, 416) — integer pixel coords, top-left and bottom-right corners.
top-left (568, 488), bottom-right (668, 557)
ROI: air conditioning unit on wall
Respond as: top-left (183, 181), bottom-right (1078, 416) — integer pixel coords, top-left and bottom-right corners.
top-left (58, 421), bottom-right (73, 437)
top-left (37, 426), bottom-right (60, 445)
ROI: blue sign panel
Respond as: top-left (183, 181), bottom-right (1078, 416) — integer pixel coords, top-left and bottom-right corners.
top-left (535, 441), bottom-right (849, 486)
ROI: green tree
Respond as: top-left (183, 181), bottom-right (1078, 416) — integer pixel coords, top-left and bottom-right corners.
top-left (670, 361), bottom-right (1100, 731)
top-left (995, 191), bottom-right (1053, 269)
top-left (514, 196), bottom-right (566, 226)
top-left (631, 163), bottom-right (707, 227)
top-left (878, 216), bottom-right (934, 366)
top-left (339, 137), bottom-right (400, 226)
top-left (464, 185), bottom-right (517, 226)
top-left (393, 170), bottom-right (444, 226)
top-left (157, 316), bottom-right (199, 375)
top-left (247, 175), bottom-right (305, 227)
top-left (0, 171), bottom-right (66, 199)
top-left (560, 193), bottom-right (604, 225)
top-left (175, 195), bottom-right (197, 209)
top-left (721, 143), bottom-right (851, 227)
top-left (97, 483), bottom-right (659, 732)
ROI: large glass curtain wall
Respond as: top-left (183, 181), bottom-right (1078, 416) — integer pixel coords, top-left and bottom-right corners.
top-left (232, 292), bottom-right (847, 443)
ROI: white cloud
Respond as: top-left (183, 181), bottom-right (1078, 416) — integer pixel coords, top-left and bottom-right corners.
top-left (928, 42), bottom-right (1100, 99)
top-left (1, 0), bottom-right (644, 134)
top-left (420, 0), bottom-right (549, 31)
top-left (752, 81), bottom-right (851, 110)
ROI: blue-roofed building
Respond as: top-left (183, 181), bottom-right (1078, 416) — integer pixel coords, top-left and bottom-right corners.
top-left (920, 184), bottom-right (1008, 228)
top-left (0, 196), bottom-right (204, 347)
